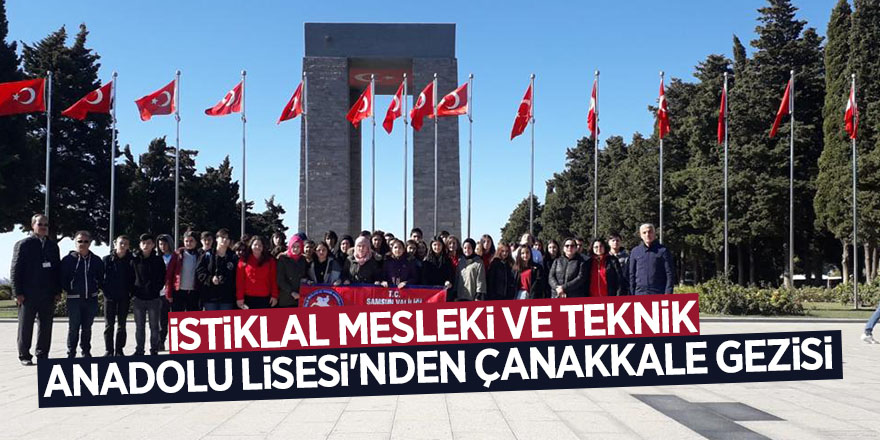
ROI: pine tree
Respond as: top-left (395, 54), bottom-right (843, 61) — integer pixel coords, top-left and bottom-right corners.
top-left (500, 195), bottom-right (542, 244)
top-left (814, 0), bottom-right (854, 281)
top-left (247, 196), bottom-right (287, 239)
top-left (0, 0), bottom-right (34, 231)
top-left (21, 25), bottom-right (113, 242)
top-left (540, 137), bottom-right (592, 241)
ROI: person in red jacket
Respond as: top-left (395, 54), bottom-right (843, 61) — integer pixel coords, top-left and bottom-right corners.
top-left (236, 236), bottom-right (278, 309)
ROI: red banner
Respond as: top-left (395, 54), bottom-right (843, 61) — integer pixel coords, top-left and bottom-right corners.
top-left (300, 284), bottom-right (447, 307)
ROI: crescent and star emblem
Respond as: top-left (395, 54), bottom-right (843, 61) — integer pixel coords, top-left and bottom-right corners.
top-left (358, 95), bottom-right (369, 113)
top-left (390, 95), bottom-right (400, 113)
top-left (223, 91), bottom-right (236, 107)
top-left (14, 87), bottom-right (36, 105)
top-left (85, 89), bottom-right (103, 105)
top-left (444, 91), bottom-right (460, 109)
top-left (152, 91), bottom-right (172, 107)
top-left (415, 93), bottom-right (426, 109)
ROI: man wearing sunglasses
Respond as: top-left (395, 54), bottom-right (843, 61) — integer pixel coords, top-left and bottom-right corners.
top-left (60, 231), bottom-right (104, 358)
top-left (11, 214), bottom-right (62, 365)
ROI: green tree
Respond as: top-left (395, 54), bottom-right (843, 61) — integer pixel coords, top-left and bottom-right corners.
top-left (500, 195), bottom-right (542, 244)
top-left (21, 25), bottom-right (113, 243)
top-left (540, 137), bottom-right (592, 241)
top-left (0, 0), bottom-right (35, 231)
top-left (246, 195), bottom-right (287, 240)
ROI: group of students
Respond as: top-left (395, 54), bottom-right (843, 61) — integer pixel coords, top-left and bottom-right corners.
top-left (11, 213), bottom-right (675, 365)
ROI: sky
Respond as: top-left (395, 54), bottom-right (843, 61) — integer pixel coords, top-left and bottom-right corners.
top-left (0, 0), bottom-right (834, 279)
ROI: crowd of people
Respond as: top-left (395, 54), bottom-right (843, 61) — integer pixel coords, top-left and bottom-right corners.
top-left (10, 213), bottom-right (676, 365)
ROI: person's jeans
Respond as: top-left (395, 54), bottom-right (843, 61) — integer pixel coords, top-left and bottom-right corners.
top-left (865, 302), bottom-right (880, 335)
top-left (244, 295), bottom-right (271, 309)
top-left (133, 297), bottom-right (161, 355)
top-left (158, 296), bottom-right (170, 350)
top-left (67, 297), bottom-right (98, 357)
top-left (203, 301), bottom-right (235, 311)
top-left (104, 297), bottom-right (130, 355)
top-left (17, 295), bottom-right (55, 361)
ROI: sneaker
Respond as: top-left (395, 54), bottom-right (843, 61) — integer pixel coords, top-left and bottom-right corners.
top-left (20, 359), bottom-right (34, 366)
top-left (103, 351), bottom-right (114, 357)
top-left (861, 333), bottom-right (878, 344)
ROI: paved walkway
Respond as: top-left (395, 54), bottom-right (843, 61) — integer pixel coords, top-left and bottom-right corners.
top-left (2, 320), bottom-right (878, 439)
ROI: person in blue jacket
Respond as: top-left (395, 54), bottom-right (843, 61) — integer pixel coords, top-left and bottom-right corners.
top-left (61, 231), bottom-right (104, 358)
top-left (628, 223), bottom-right (675, 295)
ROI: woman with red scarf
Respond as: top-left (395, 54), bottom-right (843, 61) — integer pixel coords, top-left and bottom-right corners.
top-left (588, 238), bottom-right (625, 297)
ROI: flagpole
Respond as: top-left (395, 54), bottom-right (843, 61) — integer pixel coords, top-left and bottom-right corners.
top-left (659, 70), bottom-right (664, 244)
top-left (303, 71), bottom-right (309, 237)
top-left (467, 73), bottom-right (474, 239)
top-left (109, 71), bottom-right (118, 243)
top-left (241, 70), bottom-right (247, 239)
top-left (529, 73), bottom-right (535, 236)
top-left (788, 69), bottom-right (794, 290)
top-left (44, 71), bottom-right (52, 218)
top-left (433, 73), bottom-right (438, 238)
top-left (174, 70), bottom-right (181, 246)
top-left (723, 72), bottom-right (729, 282)
top-left (367, 74), bottom-right (375, 232)
top-left (403, 73), bottom-right (409, 239)
top-left (593, 70), bottom-right (600, 238)
top-left (852, 73), bottom-right (858, 308)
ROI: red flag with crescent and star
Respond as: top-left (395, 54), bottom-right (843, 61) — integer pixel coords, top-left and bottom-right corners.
top-left (510, 83), bottom-right (532, 140)
top-left (277, 82), bottom-right (303, 124)
top-left (587, 79), bottom-right (598, 136)
top-left (769, 79), bottom-right (791, 138)
top-left (845, 82), bottom-right (858, 140)
top-left (62, 81), bottom-right (113, 120)
top-left (346, 83), bottom-right (373, 128)
top-left (205, 81), bottom-right (243, 116)
top-left (410, 81), bottom-right (434, 131)
top-left (0, 78), bottom-right (45, 116)
top-left (135, 80), bottom-right (176, 121)
top-left (657, 77), bottom-right (669, 139)
top-left (383, 80), bottom-right (404, 133)
top-left (435, 82), bottom-right (468, 117)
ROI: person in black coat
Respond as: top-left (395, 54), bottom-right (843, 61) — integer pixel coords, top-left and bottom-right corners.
top-left (513, 244), bottom-right (545, 300)
top-left (130, 234), bottom-right (168, 355)
top-left (548, 238), bottom-right (589, 298)
top-left (60, 231), bottom-right (104, 358)
top-left (421, 238), bottom-right (455, 300)
top-left (102, 235), bottom-right (135, 356)
top-left (196, 229), bottom-right (238, 310)
top-left (486, 244), bottom-right (516, 301)
top-left (11, 214), bottom-right (61, 365)
top-left (586, 238), bottom-right (626, 297)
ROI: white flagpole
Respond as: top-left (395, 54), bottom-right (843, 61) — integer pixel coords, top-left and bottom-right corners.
top-left (303, 71), bottom-right (309, 237)
top-left (109, 71), bottom-right (118, 242)
top-left (723, 72), bottom-right (729, 281)
top-left (593, 70), bottom-right (600, 238)
top-left (174, 70), bottom-right (181, 245)
top-left (659, 71), bottom-right (664, 244)
top-left (403, 73), bottom-right (409, 239)
top-left (529, 73), bottom-right (535, 236)
top-left (44, 71), bottom-right (52, 218)
top-left (788, 69), bottom-right (795, 289)
top-left (371, 74), bottom-right (376, 232)
top-left (852, 73), bottom-right (858, 307)
top-left (433, 73), bottom-right (438, 237)
top-left (241, 70), bottom-right (247, 239)
top-left (468, 73), bottom-right (474, 239)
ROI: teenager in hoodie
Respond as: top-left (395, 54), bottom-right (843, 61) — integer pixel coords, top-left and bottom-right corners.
top-left (277, 235), bottom-right (307, 307)
top-left (165, 230), bottom-right (201, 312)
top-left (61, 231), bottom-right (104, 358)
top-left (196, 229), bottom-right (238, 310)
top-left (131, 234), bottom-right (167, 355)
top-left (102, 235), bottom-right (134, 356)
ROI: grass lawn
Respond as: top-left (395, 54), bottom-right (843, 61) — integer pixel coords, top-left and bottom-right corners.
top-left (0, 299), bottom-right (16, 319)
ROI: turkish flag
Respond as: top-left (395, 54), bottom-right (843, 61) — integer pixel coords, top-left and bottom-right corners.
top-left (0, 78), bottom-right (45, 116)
top-left (277, 82), bottom-right (303, 124)
top-left (205, 81), bottom-right (243, 116)
top-left (587, 79), bottom-right (598, 136)
top-left (135, 80), bottom-right (176, 121)
top-left (769, 79), bottom-right (791, 138)
top-left (383, 80), bottom-right (404, 134)
top-left (410, 81), bottom-right (434, 131)
top-left (510, 83), bottom-right (532, 140)
top-left (62, 81), bottom-right (112, 120)
top-left (845, 82), bottom-right (858, 140)
top-left (435, 82), bottom-right (468, 117)
top-left (346, 83), bottom-right (373, 128)
top-left (657, 78), bottom-right (669, 139)
top-left (717, 84), bottom-right (727, 145)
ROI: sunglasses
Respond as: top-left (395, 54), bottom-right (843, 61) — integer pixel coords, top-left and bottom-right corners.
top-left (76, 240), bottom-right (89, 244)
top-left (37, 223), bottom-right (48, 227)
top-left (564, 244), bottom-right (576, 248)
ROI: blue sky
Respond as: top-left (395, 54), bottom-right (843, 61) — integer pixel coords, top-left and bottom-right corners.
top-left (1, 0), bottom-right (833, 278)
